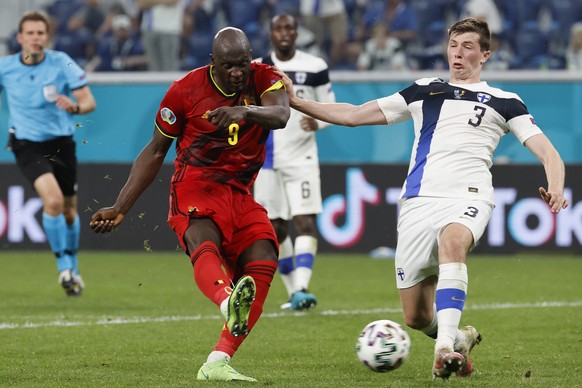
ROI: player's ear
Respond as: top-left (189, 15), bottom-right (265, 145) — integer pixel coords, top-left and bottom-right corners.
top-left (480, 50), bottom-right (491, 65)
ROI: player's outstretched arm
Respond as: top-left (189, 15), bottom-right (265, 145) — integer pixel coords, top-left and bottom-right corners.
top-left (90, 128), bottom-right (173, 233)
top-left (525, 133), bottom-right (569, 213)
top-left (274, 68), bottom-right (386, 127)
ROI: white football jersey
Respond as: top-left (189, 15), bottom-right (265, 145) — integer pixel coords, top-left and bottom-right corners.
top-left (255, 50), bottom-right (336, 168)
top-left (376, 77), bottom-right (543, 205)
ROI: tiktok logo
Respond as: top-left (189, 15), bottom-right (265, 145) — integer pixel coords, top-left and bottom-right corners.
top-left (317, 168), bottom-right (380, 247)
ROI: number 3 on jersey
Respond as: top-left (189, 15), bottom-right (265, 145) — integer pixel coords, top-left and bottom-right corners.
top-left (228, 123), bottom-right (239, 145)
top-left (468, 105), bottom-right (486, 127)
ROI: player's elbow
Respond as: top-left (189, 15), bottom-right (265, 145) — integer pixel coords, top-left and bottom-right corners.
top-left (272, 107), bottom-right (291, 129)
top-left (342, 105), bottom-right (369, 127)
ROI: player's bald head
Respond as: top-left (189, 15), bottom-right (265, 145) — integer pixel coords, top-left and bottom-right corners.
top-left (212, 27), bottom-right (251, 58)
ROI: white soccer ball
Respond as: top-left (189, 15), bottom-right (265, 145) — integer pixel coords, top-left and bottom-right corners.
top-left (355, 319), bottom-right (411, 372)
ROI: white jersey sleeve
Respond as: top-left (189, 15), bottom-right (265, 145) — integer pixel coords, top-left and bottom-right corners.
top-left (255, 50), bottom-right (335, 168)
top-left (376, 77), bottom-right (543, 205)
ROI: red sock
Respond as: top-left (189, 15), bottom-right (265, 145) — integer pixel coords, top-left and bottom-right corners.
top-left (214, 260), bottom-right (278, 356)
top-left (191, 242), bottom-right (232, 307)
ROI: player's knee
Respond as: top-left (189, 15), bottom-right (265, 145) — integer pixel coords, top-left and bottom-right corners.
top-left (241, 239), bottom-right (278, 263)
top-left (293, 214), bottom-right (317, 236)
top-left (271, 219), bottom-right (288, 242)
top-left (43, 197), bottom-right (64, 215)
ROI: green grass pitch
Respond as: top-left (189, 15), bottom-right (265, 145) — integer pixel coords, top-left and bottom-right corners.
top-left (1, 251), bottom-right (581, 387)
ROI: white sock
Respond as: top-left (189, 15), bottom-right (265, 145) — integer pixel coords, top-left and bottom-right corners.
top-left (219, 298), bottom-right (229, 320)
top-left (421, 304), bottom-right (438, 339)
top-left (435, 262), bottom-right (468, 352)
top-left (277, 236), bottom-right (295, 297)
top-left (207, 351), bottom-right (230, 363)
top-left (293, 235), bottom-right (317, 291)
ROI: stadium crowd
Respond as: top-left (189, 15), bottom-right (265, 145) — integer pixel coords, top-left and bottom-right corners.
top-left (2, 0), bottom-right (582, 72)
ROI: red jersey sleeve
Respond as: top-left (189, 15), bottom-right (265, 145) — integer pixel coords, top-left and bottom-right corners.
top-left (250, 62), bottom-right (285, 99)
top-left (155, 79), bottom-right (186, 138)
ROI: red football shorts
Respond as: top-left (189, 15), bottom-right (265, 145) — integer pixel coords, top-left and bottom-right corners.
top-left (167, 179), bottom-right (278, 261)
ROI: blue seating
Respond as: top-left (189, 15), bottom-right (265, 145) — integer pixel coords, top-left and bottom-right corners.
top-left (546, 0), bottom-right (582, 48)
top-left (221, 0), bottom-right (267, 30)
top-left (182, 30), bottom-right (214, 70)
top-left (272, 0), bottom-right (300, 16)
top-left (510, 21), bottom-right (549, 69)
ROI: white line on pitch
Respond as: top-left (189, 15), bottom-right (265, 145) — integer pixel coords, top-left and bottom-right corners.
top-left (1, 300), bottom-right (581, 330)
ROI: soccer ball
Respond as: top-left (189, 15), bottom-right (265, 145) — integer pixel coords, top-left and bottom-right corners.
top-left (355, 319), bottom-right (411, 372)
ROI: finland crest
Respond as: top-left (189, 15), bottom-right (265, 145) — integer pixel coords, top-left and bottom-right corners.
top-left (295, 72), bottom-right (307, 85)
top-left (476, 92), bottom-right (492, 103)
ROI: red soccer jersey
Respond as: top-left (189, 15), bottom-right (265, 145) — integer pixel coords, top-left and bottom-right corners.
top-left (155, 63), bottom-right (284, 193)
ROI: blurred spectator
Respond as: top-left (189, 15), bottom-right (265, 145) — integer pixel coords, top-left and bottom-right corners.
top-left (483, 33), bottom-right (512, 71)
top-left (85, 14), bottom-right (147, 71)
top-left (459, 0), bottom-right (509, 70)
top-left (181, 0), bottom-right (217, 70)
top-left (46, 0), bottom-right (85, 34)
top-left (410, 0), bottom-right (452, 49)
top-left (458, 0), bottom-right (502, 37)
top-left (356, 23), bottom-right (406, 71)
top-left (183, 0), bottom-right (216, 36)
top-left (67, 0), bottom-right (106, 36)
top-left (299, 0), bottom-right (349, 67)
top-left (220, 0), bottom-right (271, 58)
top-left (362, 0), bottom-right (418, 50)
top-left (350, 0), bottom-right (418, 69)
top-left (138, 0), bottom-right (186, 71)
top-left (566, 22), bottom-right (582, 71)
top-left (52, 25), bottom-right (96, 68)
top-left (94, 1), bottom-right (136, 39)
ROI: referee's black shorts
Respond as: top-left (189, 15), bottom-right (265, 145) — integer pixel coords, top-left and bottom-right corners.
top-left (12, 135), bottom-right (77, 196)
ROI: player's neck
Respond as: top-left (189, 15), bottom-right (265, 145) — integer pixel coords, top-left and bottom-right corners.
top-left (275, 48), bottom-right (296, 62)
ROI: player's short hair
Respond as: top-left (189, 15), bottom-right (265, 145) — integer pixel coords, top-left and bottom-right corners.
top-left (448, 17), bottom-right (491, 52)
top-left (270, 13), bottom-right (298, 30)
top-left (19, 11), bottom-right (50, 33)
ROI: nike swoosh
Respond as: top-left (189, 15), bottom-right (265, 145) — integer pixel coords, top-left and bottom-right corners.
top-left (200, 370), bottom-right (209, 379)
top-left (429, 91), bottom-right (445, 95)
top-left (451, 296), bottom-right (464, 301)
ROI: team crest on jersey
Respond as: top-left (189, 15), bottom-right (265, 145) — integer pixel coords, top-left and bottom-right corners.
top-left (476, 93), bottom-right (492, 103)
top-left (295, 72), bottom-right (307, 84)
top-left (161, 107), bottom-right (176, 124)
top-left (242, 94), bottom-right (256, 106)
top-left (454, 89), bottom-right (465, 99)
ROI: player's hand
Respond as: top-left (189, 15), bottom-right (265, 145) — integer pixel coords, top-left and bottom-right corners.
top-left (90, 207), bottom-right (125, 233)
top-left (272, 68), bottom-right (297, 101)
top-left (55, 94), bottom-right (77, 113)
top-left (206, 106), bottom-right (246, 128)
top-left (300, 116), bottom-right (318, 132)
top-left (539, 187), bottom-right (569, 213)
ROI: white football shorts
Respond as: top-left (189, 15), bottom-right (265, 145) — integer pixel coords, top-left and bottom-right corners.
top-left (254, 165), bottom-right (322, 220)
top-left (394, 197), bottom-right (493, 289)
